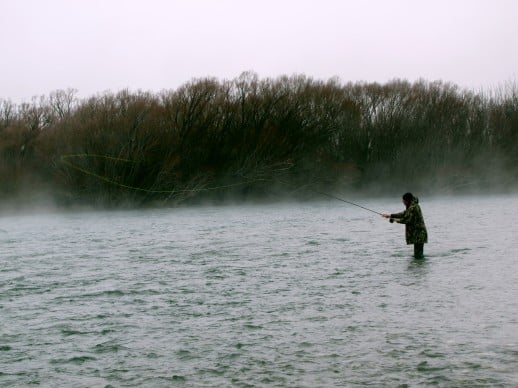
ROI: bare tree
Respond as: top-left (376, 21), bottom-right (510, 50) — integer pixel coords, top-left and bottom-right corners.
top-left (49, 88), bottom-right (78, 120)
top-left (0, 99), bottom-right (16, 130)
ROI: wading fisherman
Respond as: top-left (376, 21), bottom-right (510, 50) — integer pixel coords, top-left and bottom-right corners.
top-left (382, 192), bottom-right (428, 259)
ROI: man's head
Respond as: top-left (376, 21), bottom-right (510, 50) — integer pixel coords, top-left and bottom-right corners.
top-left (402, 192), bottom-right (414, 207)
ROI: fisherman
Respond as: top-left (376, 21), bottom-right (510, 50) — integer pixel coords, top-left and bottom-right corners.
top-left (382, 192), bottom-right (428, 259)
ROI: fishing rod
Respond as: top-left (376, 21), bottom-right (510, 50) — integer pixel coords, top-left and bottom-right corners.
top-left (274, 178), bottom-right (382, 215)
top-left (308, 187), bottom-right (383, 216)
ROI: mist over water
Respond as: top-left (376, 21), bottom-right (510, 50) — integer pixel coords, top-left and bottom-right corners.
top-left (2, 77), bottom-right (518, 209)
top-left (1, 195), bottom-right (517, 386)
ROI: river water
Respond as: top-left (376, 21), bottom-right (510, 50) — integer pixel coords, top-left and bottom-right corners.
top-left (1, 195), bottom-right (517, 387)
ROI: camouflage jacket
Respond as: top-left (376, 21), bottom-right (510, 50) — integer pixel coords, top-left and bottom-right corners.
top-left (391, 197), bottom-right (428, 244)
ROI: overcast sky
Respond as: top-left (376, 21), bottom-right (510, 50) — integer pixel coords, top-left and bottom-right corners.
top-left (1, 0), bottom-right (517, 102)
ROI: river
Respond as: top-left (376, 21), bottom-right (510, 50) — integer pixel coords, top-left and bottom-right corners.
top-left (1, 194), bottom-right (517, 386)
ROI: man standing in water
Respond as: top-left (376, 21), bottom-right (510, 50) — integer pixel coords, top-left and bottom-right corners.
top-left (382, 193), bottom-right (428, 259)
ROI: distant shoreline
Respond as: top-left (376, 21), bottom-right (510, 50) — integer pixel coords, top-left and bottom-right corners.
top-left (1, 75), bottom-right (517, 209)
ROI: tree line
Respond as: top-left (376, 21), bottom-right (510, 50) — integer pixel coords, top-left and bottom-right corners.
top-left (1, 73), bottom-right (517, 207)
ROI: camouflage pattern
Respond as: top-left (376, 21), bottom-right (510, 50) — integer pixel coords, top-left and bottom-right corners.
top-left (391, 197), bottom-right (428, 244)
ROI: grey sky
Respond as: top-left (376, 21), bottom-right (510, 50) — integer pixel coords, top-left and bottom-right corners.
top-left (1, 0), bottom-right (517, 102)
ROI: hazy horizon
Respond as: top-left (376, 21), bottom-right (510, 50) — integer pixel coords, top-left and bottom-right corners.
top-left (1, 0), bottom-right (517, 103)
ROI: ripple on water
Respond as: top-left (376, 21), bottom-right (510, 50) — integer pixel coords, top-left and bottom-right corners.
top-left (1, 197), bottom-right (517, 386)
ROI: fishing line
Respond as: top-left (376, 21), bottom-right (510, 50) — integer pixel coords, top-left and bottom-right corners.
top-left (61, 154), bottom-right (382, 214)
top-left (60, 154), bottom-right (260, 194)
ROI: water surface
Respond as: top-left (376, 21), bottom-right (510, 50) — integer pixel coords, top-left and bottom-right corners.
top-left (1, 195), bottom-right (517, 386)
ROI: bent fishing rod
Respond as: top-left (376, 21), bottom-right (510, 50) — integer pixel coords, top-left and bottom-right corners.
top-left (273, 178), bottom-right (382, 216)
top-left (310, 188), bottom-right (383, 216)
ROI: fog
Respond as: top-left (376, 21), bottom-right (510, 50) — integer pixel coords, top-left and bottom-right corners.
top-left (1, 75), bottom-right (517, 211)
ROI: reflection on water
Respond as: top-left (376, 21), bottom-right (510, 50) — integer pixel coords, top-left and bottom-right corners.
top-left (407, 256), bottom-right (428, 271)
top-left (1, 195), bottom-right (517, 386)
